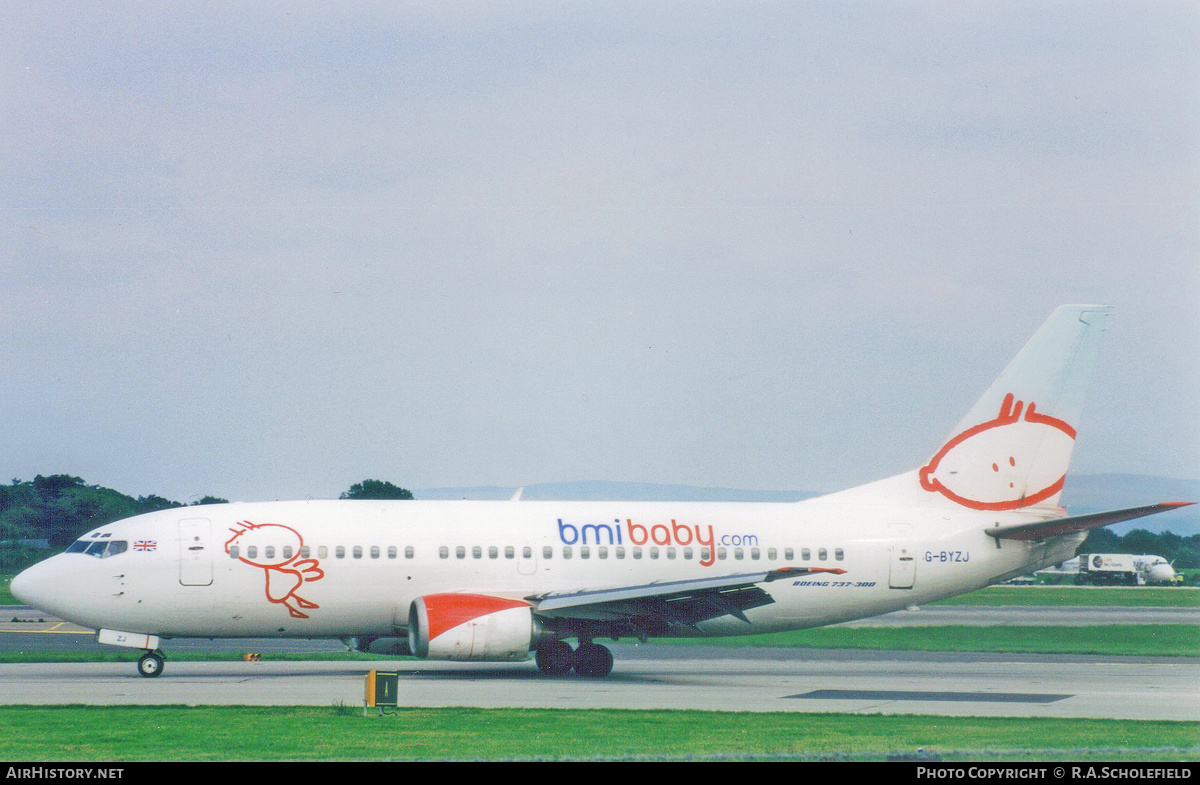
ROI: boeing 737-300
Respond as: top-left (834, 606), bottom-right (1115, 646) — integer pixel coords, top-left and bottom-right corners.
top-left (10, 305), bottom-right (1192, 677)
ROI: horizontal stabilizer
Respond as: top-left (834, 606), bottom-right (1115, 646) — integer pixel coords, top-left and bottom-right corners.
top-left (986, 502), bottom-right (1194, 541)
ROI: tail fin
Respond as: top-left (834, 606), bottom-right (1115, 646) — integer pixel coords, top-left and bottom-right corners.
top-left (917, 305), bottom-right (1110, 512)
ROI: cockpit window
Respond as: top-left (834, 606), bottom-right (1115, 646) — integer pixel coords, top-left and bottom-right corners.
top-left (67, 539), bottom-right (129, 558)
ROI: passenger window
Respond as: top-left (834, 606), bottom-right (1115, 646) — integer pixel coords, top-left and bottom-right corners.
top-left (768, 548), bottom-right (777, 560)
top-left (580, 546), bottom-right (590, 559)
top-left (784, 548), bottom-right (793, 560)
top-left (650, 547), bottom-right (659, 559)
top-left (818, 548), bottom-right (827, 561)
top-left (229, 545), bottom-right (239, 559)
top-left (801, 548), bottom-right (811, 561)
top-left (335, 546), bottom-right (345, 559)
top-left (405, 546), bottom-right (414, 559)
top-left (616, 547), bottom-right (625, 559)
top-left (717, 547), bottom-right (727, 560)
top-left (283, 546), bottom-right (293, 559)
top-left (701, 547), bottom-right (710, 562)
top-left (505, 546), bottom-right (514, 559)
top-left (683, 547), bottom-right (693, 560)
top-left (456, 546), bottom-right (465, 559)
top-left (248, 546), bottom-right (258, 559)
top-left (472, 546), bottom-right (482, 559)
top-left (318, 546), bottom-right (328, 559)
top-left (488, 546), bottom-right (498, 559)
top-left (353, 546), bottom-right (363, 559)
top-left (387, 546), bottom-right (396, 559)
top-left (734, 548), bottom-right (744, 560)
top-left (265, 546), bottom-right (275, 560)
top-left (633, 547), bottom-right (642, 560)
top-left (835, 548), bottom-right (844, 561)
top-left (598, 546), bottom-right (608, 559)
top-left (300, 546), bottom-right (310, 559)
top-left (751, 548), bottom-right (760, 560)
top-left (370, 546), bottom-right (380, 559)
top-left (666, 547), bottom-right (676, 559)
top-left (522, 546), bottom-right (531, 559)
top-left (562, 546), bottom-right (572, 559)
top-left (439, 546), bottom-right (449, 559)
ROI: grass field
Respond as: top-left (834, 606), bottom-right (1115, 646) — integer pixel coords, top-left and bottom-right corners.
top-left (1, 705), bottom-right (1197, 762)
top-left (931, 586), bottom-right (1200, 608)
top-left (652, 624), bottom-right (1200, 657)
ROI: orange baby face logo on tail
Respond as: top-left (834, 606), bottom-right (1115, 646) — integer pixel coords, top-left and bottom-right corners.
top-left (224, 521), bottom-right (324, 619)
top-left (919, 393), bottom-right (1076, 511)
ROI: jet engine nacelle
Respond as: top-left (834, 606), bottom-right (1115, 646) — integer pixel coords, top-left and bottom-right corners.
top-left (407, 593), bottom-right (533, 661)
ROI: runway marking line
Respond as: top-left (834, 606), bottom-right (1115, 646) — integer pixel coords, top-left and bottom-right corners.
top-left (0, 624), bottom-right (95, 636)
top-left (789, 689), bottom-right (1073, 704)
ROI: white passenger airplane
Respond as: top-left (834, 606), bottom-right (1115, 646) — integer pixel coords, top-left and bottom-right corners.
top-left (11, 305), bottom-right (1192, 678)
top-left (1133, 555), bottom-right (1178, 584)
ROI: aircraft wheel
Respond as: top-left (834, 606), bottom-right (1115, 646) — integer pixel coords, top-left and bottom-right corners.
top-left (137, 651), bottom-right (164, 678)
top-left (572, 642), bottom-right (613, 678)
top-left (535, 640), bottom-right (574, 676)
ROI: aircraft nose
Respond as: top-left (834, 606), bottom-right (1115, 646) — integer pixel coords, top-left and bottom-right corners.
top-left (10, 560), bottom-right (59, 611)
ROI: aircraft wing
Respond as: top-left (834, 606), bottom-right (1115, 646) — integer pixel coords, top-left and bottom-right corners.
top-left (986, 502), bottom-right (1194, 541)
top-left (526, 566), bottom-right (845, 630)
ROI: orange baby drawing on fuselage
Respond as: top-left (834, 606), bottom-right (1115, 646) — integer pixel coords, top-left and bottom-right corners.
top-left (919, 393), bottom-right (1077, 511)
top-left (224, 521), bottom-right (324, 618)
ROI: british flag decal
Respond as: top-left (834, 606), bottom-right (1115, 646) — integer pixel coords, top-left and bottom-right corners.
top-left (134, 540), bottom-right (157, 552)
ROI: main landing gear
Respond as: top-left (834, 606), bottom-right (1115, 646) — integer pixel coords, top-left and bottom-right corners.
top-left (137, 650), bottom-right (165, 678)
top-left (535, 639), bottom-right (614, 678)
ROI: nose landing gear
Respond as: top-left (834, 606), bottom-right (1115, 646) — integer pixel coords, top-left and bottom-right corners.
top-left (137, 650), bottom-right (165, 678)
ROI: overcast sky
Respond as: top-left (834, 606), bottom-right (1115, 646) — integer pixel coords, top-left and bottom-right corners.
top-left (4, 2), bottom-right (1198, 503)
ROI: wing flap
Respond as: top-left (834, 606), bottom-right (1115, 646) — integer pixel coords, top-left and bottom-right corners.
top-left (528, 566), bottom-right (846, 628)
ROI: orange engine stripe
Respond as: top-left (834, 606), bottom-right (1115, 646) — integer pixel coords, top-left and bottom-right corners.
top-left (423, 594), bottom-right (529, 641)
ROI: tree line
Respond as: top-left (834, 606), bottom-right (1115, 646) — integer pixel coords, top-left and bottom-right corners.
top-left (0, 475), bottom-right (412, 570)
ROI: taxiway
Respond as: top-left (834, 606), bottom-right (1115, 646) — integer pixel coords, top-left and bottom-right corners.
top-left (1, 603), bottom-right (1197, 720)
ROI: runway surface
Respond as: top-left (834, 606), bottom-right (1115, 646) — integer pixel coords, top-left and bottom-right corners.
top-left (2, 604), bottom-right (1197, 720)
top-left (1, 648), bottom-right (1197, 720)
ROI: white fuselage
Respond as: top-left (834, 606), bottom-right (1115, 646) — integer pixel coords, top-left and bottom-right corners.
top-left (12, 492), bottom-right (1081, 642)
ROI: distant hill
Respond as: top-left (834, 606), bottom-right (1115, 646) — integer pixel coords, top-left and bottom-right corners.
top-left (1059, 474), bottom-right (1199, 534)
top-left (415, 473), bottom-right (1199, 534)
